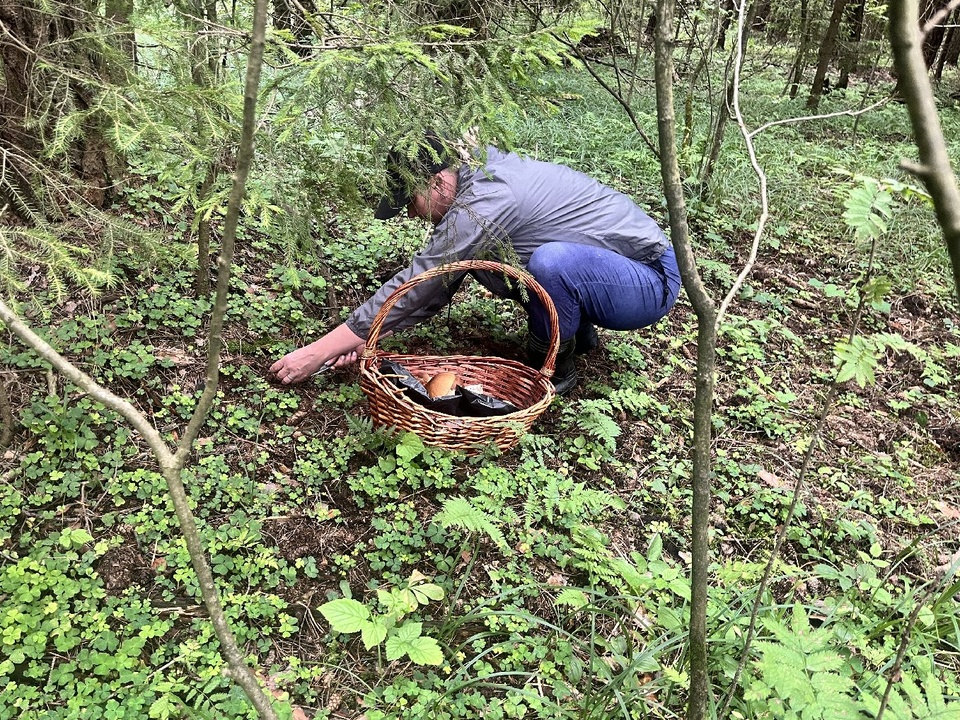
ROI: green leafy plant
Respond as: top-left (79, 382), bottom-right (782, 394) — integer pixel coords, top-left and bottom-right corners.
top-left (318, 571), bottom-right (445, 666)
top-left (434, 496), bottom-right (509, 553)
top-left (741, 604), bottom-right (863, 719)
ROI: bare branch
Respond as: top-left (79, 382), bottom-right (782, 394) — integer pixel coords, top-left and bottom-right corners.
top-left (749, 96), bottom-right (891, 138)
top-left (716, 0), bottom-right (766, 329)
top-left (1, 0), bottom-right (281, 715)
top-left (0, 374), bottom-right (14, 448)
top-left (921, 0), bottom-right (960, 38)
top-left (0, 300), bottom-right (176, 465)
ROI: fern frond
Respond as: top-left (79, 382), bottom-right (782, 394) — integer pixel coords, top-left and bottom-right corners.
top-left (435, 496), bottom-right (509, 552)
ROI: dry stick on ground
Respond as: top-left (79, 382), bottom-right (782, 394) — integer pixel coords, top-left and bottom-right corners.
top-left (889, 0), bottom-right (960, 301)
top-left (0, 0), bottom-right (278, 716)
top-left (0, 374), bottom-right (13, 447)
top-left (653, 2), bottom-right (717, 718)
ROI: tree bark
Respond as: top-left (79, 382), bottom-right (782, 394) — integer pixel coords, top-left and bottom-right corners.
top-left (786, 0), bottom-right (812, 99)
top-left (0, 0), bottom-right (283, 714)
top-left (921, 0), bottom-right (951, 67)
top-left (0, 0), bottom-right (121, 215)
top-left (654, 3), bottom-right (718, 719)
top-left (0, 375), bottom-right (13, 448)
top-left (933, 8), bottom-right (960, 78)
top-left (182, 0), bottom-right (222, 298)
top-left (807, 0), bottom-right (851, 109)
top-left (838, 0), bottom-right (866, 88)
top-left (700, 0), bottom-right (758, 193)
top-left (716, 0), bottom-right (735, 49)
top-left (104, 0), bottom-right (136, 64)
top-left (945, 10), bottom-right (960, 67)
top-left (272, 0), bottom-right (317, 56)
top-left (889, 0), bottom-right (960, 300)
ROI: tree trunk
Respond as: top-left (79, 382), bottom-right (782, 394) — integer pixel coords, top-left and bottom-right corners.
top-left (272, 0), bottom-right (317, 56)
top-left (889, 0), bottom-right (960, 301)
top-left (921, 0), bottom-right (950, 68)
top-left (654, 3), bottom-right (719, 719)
top-left (837, 0), bottom-right (866, 88)
top-left (945, 11), bottom-right (960, 67)
top-left (716, 0), bottom-right (735, 49)
top-left (0, 0), bottom-right (121, 216)
top-left (933, 8), bottom-right (960, 78)
top-left (786, 0), bottom-right (812, 98)
top-left (104, 0), bottom-right (136, 64)
top-left (753, 0), bottom-right (771, 33)
top-left (806, 0), bottom-right (850, 109)
top-left (700, 0), bottom-right (758, 193)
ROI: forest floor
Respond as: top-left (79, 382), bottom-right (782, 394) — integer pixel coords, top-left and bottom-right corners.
top-left (4, 66), bottom-right (960, 715)
top-left (5, 214), bottom-right (958, 717)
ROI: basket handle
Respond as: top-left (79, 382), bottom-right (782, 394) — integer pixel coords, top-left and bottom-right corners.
top-left (361, 259), bottom-right (560, 378)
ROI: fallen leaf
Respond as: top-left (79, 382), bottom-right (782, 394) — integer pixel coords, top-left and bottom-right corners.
top-left (758, 468), bottom-right (787, 489)
top-left (934, 501), bottom-right (960, 520)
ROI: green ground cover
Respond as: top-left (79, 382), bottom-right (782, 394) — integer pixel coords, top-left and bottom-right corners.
top-left (2, 61), bottom-right (960, 719)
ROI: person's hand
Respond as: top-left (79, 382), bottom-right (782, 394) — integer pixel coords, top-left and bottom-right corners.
top-left (330, 343), bottom-right (365, 368)
top-left (269, 341), bottom-right (366, 385)
top-left (269, 324), bottom-right (367, 385)
top-left (269, 345), bottom-right (328, 385)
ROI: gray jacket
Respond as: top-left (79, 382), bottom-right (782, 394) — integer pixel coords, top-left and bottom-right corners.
top-left (345, 146), bottom-right (669, 338)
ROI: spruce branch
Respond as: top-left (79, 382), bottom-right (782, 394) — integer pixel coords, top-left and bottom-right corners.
top-left (0, 0), bottom-right (279, 715)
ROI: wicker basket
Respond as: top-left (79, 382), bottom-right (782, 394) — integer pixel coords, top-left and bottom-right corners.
top-left (359, 260), bottom-right (559, 454)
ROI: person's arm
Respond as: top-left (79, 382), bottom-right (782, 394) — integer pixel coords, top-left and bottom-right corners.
top-left (346, 185), bottom-right (517, 338)
top-left (269, 323), bottom-right (364, 384)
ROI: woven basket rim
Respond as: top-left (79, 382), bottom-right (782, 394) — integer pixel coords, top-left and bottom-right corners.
top-left (358, 261), bottom-right (559, 449)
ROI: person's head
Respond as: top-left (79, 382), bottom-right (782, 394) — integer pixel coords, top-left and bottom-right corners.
top-left (374, 130), bottom-right (457, 222)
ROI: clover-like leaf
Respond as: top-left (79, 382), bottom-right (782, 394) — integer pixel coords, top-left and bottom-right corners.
top-left (410, 583), bottom-right (444, 605)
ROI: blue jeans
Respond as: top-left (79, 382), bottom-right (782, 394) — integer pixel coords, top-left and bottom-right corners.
top-left (519, 243), bottom-right (681, 342)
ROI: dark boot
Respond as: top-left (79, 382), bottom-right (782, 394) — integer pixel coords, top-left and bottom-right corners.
top-left (527, 334), bottom-right (578, 396)
top-left (575, 322), bottom-right (598, 355)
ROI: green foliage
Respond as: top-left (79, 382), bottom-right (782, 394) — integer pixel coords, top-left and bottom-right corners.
top-left (843, 176), bottom-right (893, 242)
top-left (318, 571), bottom-right (445, 666)
top-left (434, 496), bottom-right (509, 552)
top-left (0, 225), bottom-right (117, 305)
top-left (5, 17), bottom-right (960, 720)
top-left (743, 604), bottom-right (861, 719)
top-left (862, 657), bottom-right (960, 719)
